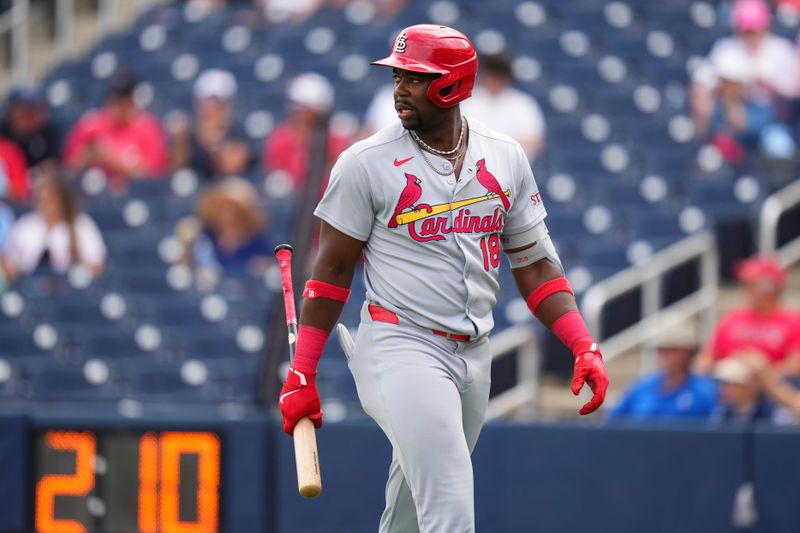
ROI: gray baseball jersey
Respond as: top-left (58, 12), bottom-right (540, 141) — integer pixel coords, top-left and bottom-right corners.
top-left (314, 118), bottom-right (547, 338)
top-left (315, 118), bottom-right (546, 533)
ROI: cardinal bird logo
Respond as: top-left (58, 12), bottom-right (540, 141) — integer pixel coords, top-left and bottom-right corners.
top-left (388, 173), bottom-right (431, 228)
top-left (475, 158), bottom-right (510, 211)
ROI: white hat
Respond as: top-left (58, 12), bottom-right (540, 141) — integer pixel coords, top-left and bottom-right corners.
top-left (194, 69), bottom-right (238, 100)
top-left (712, 51), bottom-right (755, 84)
top-left (713, 358), bottom-right (755, 385)
top-left (654, 321), bottom-right (698, 350)
top-left (287, 72), bottom-right (334, 114)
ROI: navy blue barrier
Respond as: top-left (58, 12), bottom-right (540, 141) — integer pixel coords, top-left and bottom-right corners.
top-left (2, 411), bottom-right (799, 533)
top-left (753, 428), bottom-right (800, 533)
top-left (0, 416), bottom-right (28, 533)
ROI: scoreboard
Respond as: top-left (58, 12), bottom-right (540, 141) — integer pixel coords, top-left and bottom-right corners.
top-left (34, 430), bottom-right (221, 533)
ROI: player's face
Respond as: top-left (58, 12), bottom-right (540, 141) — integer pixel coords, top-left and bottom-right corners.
top-left (392, 68), bottom-right (441, 130)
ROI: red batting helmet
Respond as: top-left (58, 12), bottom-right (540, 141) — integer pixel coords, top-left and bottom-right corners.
top-left (371, 24), bottom-right (478, 108)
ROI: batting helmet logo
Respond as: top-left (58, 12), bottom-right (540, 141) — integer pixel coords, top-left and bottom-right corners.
top-left (372, 24), bottom-right (478, 108)
top-left (394, 33), bottom-right (408, 53)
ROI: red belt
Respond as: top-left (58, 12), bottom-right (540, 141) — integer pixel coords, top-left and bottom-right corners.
top-left (368, 304), bottom-right (472, 342)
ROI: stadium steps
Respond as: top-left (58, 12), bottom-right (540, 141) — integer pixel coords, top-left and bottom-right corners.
top-left (535, 263), bottom-right (800, 420)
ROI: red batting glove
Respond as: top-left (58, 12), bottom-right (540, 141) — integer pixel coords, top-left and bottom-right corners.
top-left (571, 340), bottom-right (609, 416)
top-left (279, 366), bottom-right (323, 435)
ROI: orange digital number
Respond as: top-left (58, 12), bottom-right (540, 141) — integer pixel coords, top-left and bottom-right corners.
top-left (138, 433), bottom-right (159, 533)
top-left (139, 432), bottom-right (220, 533)
top-left (35, 431), bottom-right (96, 533)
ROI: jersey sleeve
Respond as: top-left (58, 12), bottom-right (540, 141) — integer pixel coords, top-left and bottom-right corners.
top-left (314, 149), bottom-right (374, 242)
top-left (502, 145), bottom-right (547, 236)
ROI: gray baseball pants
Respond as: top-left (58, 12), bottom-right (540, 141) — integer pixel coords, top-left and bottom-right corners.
top-left (347, 303), bottom-right (492, 533)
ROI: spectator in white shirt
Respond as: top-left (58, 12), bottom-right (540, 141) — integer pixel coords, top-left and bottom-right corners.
top-left (691, 0), bottom-right (798, 128)
top-left (1, 177), bottom-right (106, 280)
top-left (358, 84), bottom-right (397, 140)
top-left (462, 54), bottom-right (546, 160)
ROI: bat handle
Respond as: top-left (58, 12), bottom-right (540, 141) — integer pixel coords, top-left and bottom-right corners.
top-left (274, 245), bottom-right (298, 326)
top-left (294, 417), bottom-right (322, 498)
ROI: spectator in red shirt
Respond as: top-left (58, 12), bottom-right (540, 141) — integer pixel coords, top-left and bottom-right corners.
top-left (0, 136), bottom-right (29, 203)
top-left (262, 72), bottom-right (350, 194)
top-left (63, 70), bottom-right (168, 194)
top-left (695, 255), bottom-right (799, 375)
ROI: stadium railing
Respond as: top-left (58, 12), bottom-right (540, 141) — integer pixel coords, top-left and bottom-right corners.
top-left (759, 178), bottom-right (800, 267)
top-left (485, 324), bottom-right (541, 421)
top-left (582, 230), bottom-right (719, 370)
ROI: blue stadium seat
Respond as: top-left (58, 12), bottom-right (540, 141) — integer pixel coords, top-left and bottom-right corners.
top-left (32, 365), bottom-right (119, 401)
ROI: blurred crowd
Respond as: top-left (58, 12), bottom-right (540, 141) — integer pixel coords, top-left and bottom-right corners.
top-left (690, 0), bottom-right (800, 186)
top-left (611, 255), bottom-right (800, 425)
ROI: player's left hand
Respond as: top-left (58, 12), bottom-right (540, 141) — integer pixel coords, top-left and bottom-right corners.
top-left (570, 341), bottom-right (609, 415)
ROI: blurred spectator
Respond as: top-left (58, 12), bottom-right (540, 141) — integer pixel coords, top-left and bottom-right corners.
top-left (462, 55), bottom-right (546, 160)
top-left (0, 198), bottom-right (12, 292)
top-left (262, 73), bottom-right (351, 193)
top-left (691, 0), bottom-right (797, 127)
top-left (712, 356), bottom-right (774, 423)
top-left (700, 52), bottom-right (794, 164)
top-left (168, 69), bottom-right (251, 181)
top-left (695, 256), bottom-right (800, 375)
top-left (0, 136), bottom-right (29, 203)
top-left (359, 84), bottom-right (396, 139)
top-left (610, 324), bottom-right (717, 420)
top-left (63, 70), bottom-right (168, 194)
top-left (0, 87), bottom-right (59, 174)
top-left (745, 353), bottom-right (800, 420)
top-left (328, 0), bottom-right (407, 18)
top-left (184, 177), bottom-right (271, 283)
top-left (1, 176), bottom-right (106, 281)
top-left (256, 0), bottom-right (323, 23)
top-left (0, 196), bottom-right (12, 250)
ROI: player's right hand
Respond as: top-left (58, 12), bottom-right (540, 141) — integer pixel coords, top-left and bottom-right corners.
top-left (279, 366), bottom-right (323, 435)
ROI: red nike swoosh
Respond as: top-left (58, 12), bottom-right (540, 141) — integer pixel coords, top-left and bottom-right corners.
top-left (394, 156), bottom-right (414, 166)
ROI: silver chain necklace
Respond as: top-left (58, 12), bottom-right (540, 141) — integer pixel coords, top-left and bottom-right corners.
top-left (409, 119), bottom-right (465, 157)
top-left (411, 139), bottom-right (458, 176)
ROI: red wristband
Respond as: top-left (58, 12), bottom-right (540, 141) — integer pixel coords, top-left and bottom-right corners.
top-left (303, 280), bottom-right (351, 303)
top-left (293, 324), bottom-right (329, 374)
top-left (550, 310), bottom-right (597, 357)
top-left (526, 277), bottom-right (575, 315)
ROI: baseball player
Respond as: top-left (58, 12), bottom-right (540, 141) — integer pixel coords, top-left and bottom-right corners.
top-left (279, 24), bottom-right (609, 532)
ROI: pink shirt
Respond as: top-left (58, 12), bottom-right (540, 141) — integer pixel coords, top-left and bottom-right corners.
top-left (709, 308), bottom-right (799, 363)
top-left (63, 109), bottom-right (168, 188)
top-left (262, 122), bottom-right (350, 191)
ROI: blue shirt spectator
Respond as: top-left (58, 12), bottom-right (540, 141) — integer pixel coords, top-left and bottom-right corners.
top-left (611, 323), bottom-right (717, 421)
top-left (611, 374), bottom-right (718, 420)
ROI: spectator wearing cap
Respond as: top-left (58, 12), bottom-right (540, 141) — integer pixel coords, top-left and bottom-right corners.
top-left (0, 136), bottom-right (29, 203)
top-left (700, 52), bottom-right (793, 164)
top-left (695, 256), bottom-right (800, 376)
top-left (262, 72), bottom-right (351, 193)
top-left (610, 322), bottom-right (717, 420)
top-left (168, 69), bottom-right (251, 181)
top-left (63, 70), bottom-right (169, 193)
top-left (0, 86), bottom-right (60, 174)
top-left (691, 0), bottom-right (797, 129)
top-left (712, 355), bottom-right (774, 423)
top-left (702, 0), bottom-right (797, 97)
top-left (462, 54), bottom-right (546, 160)
top-left (1, 176), bottom-right (106, 282)
top-left (187, 177), bottom-right (272, 281)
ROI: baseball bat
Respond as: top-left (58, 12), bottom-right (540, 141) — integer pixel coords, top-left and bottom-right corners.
top-left (274, 244), bottom-right (322, 499)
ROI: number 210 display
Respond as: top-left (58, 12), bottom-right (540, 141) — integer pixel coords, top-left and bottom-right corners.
top-left (35, 430), bottom-right (221, 533)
